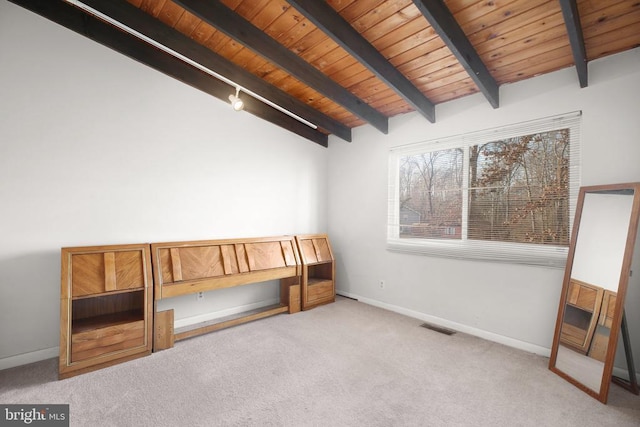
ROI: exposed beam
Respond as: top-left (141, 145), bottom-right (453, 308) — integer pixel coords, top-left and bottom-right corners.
top-left (286, 0), bottom-right (436, 123)
top-left (8, 0), bottom-right (328, 146)
top-left (559, 0), bottom-right (588, 88)
top-left (412, 0), bottom-right (499, 108)
top-left (78, 0), bottom-right (351, 142)
top-left (175, 0), bottom-right (388, 134)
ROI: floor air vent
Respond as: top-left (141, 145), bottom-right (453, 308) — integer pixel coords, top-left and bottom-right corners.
top-left (420, 322), bottom-right (456, 336)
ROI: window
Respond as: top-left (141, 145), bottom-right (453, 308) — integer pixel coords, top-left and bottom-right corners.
top-left (388, 112), bottom-right (581, 267)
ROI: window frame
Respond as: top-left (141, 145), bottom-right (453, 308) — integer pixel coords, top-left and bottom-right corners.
top-left (387, 112), bottom-right (581, 268)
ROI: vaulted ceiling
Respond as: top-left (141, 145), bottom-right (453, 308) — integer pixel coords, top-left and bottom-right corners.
top-left (10, 0), bottom-right (640, 146)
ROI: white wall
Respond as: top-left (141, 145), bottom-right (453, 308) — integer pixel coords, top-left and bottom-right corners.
top-left (328, 47), bottom-right (640, 365)
top-left (0, 2), bottom-right (327, 367)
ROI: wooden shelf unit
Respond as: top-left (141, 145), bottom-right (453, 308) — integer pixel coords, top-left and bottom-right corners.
top-left (296, 234), bottom-right (335, 310)
top-left (59, 244), bottom-right (153, 379)
top-left (560, 279), bottom-right (604, 354)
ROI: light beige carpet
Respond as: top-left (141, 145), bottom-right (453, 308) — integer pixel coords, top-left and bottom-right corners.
top-left (1, 297), bottom-right (639, 426)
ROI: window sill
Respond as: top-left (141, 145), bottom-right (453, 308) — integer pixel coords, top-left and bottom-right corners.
top-left (386, 238), bottom-right (568, 268)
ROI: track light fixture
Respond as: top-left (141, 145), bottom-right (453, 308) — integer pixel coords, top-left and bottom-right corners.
top-left (228, 87), bottom-right (244, 111)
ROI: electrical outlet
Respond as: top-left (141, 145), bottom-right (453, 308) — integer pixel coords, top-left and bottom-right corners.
top-left (197, 291), bottom-right (204, 301)
top-left (379, 280), bottom-right (385, 289)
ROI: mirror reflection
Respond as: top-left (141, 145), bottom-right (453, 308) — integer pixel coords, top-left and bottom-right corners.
top-left (550, 185), bottom-right (639, 403)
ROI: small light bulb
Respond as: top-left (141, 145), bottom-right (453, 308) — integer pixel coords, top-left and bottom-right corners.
top-left (232, 97), bottom-right (244, 111)
top-left (228, 88), bottom-right (244, 111)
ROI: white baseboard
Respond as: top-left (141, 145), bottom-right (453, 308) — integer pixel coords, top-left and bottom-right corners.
top-left (0, 347), bottom-right (59, 371)
top-left (174, 298), bottom-right (282, 329)
top-left (337, 291), bottom-right (551, 357)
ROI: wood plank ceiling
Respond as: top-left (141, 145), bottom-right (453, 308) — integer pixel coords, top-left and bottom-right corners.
top-left (10, 0), bottom-right (640, 146)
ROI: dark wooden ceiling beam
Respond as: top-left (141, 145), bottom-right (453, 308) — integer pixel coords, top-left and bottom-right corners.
top-left (8, 0), bottom-right (328, 146)
top-left (559, 0), bottom-right (588, 88)
top-left (412, 0), bottom-right (499, 109)
top-left (175, 0), bottom-right (389, 134)
top-left (77, 0), bottom-right (351, 142)
top-left (286, 0), bottom-right (436, 123)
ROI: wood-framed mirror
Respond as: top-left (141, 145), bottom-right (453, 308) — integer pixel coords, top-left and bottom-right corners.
top-left (549, 182), bottom-right (640, 403)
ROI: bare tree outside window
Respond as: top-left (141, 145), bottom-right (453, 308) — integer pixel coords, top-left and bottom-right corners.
top-left (399, 149), bottom-right (463, 239)
top-left (469, 130), bottom-right (569, 245)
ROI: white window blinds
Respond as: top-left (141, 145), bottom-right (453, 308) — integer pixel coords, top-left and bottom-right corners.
top-left (387, 111), bottom-right (581, 268)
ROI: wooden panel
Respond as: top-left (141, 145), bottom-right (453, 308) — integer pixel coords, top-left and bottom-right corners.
top-left (151, 236), bottom-right (301, 299)
top-left (575, 286), bottom-right (598, 311)
top-left (157, 249), bottom-right (174, 285)
top-left (71, 253), bottom-right (106, 297)
top-left (590, 288), bottom-right (618, 362)
top-left (139, 0), bottom-right (166, 15)
top-left (567, 279), bottom-right (601, 312)
top-left (174, 304), bottom-right (289, 341)
top-left (169, 248), bottom-right (183, 282)
top-left (245, 241), bottom-right (287, 270)
top-left (567, 280), bottom-right (580, 304)
top-left (235, 244), bottom-right (250, 273)
top-left (220, 244), bottom-right (237, 274)
top-left (280, 276), bottom-right (301, 313)
top-left (349, 1), bottom-right (414, 34)
top-left (280, 240), bottom-right (297, 267)
top-left (298, 235), bottom-right (334, 265)
top-left (154, 309), bottom-right (175, 351)
top-left (312, 238), bottom-right (332, 262)
top-left (114, 250), bottom-right (146, 291)
top-left (299, 239), bottom-right (318, 263)
top-left (104, 252), bottom-right (117, 292)
top-left (599, 291), bottom-right (617, 328)
top-left (466, 2), bottom-right (558, 46)
top-left (71, 320), bottom-right (145, 362)
top-left (289, 284), bottom-right (301, 314)
top-left (589, 332), bottom-right (609, 362)
top-left (306, 280), bottom-right (334, 303)
top-left (581, 0), bottom-right (640, 61)
top-left (160, 266), bottom-right (298, 298)
top-left (58, 296), bottom-right (70, 375)
top-left (179, 246), bottom-right (225, 280)
top-left (560, 323), bottom-right (588, 348)
top-left (156, 1), bottom-right (183, 27)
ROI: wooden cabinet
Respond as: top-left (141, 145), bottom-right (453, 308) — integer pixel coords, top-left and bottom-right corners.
top-left (560, 279), bottom-right (620, 362)
top-left (296, 234), bottom-right (335, 310)
top-left (59, 244), bottom-right (153, 379)
top-left (560, 279), bottom-right (604, 354)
